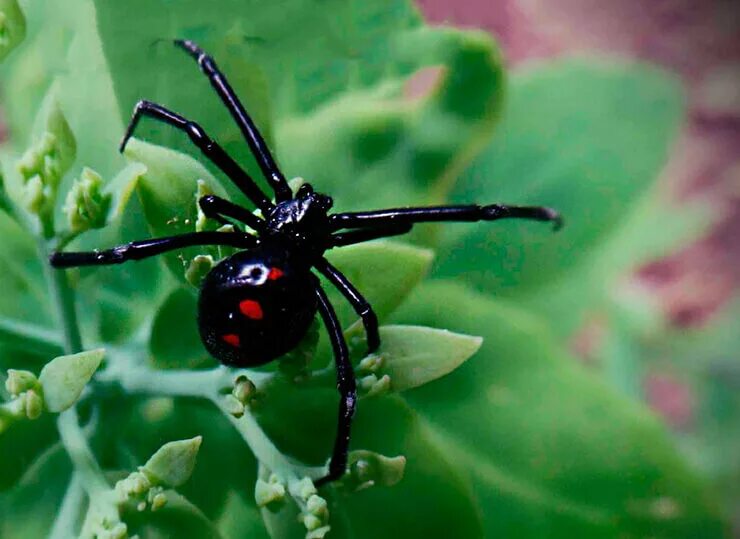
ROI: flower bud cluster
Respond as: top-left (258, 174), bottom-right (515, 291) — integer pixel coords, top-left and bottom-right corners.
top-left (254, 473), bottom-right (286, 508)
top-left (114, 470), bottom-right (168, 513)
top-left (289, 477), bottom-right (330, 539)
top-left (357, 354), bottom-right (391, 397)
top-left (2, 369), bottom-right (43, 423)
top-left (223, 375), bottom-right (257, 418)
top-left (63, 167), bottom-right (111, 233)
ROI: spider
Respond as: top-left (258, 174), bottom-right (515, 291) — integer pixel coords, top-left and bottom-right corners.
top-left (50, 40), bottom-right (562, 486)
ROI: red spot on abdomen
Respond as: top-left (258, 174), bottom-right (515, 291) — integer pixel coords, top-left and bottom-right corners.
top-left (239, 299), bottom-right (264, 320)
top-left (267, 267), bottom-right (284, 280)
top-left (222, 333), bottom-right (241, 347)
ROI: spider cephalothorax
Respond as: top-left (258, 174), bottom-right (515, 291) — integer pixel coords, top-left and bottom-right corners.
top-left (51, 39), bottom-right (561, 485)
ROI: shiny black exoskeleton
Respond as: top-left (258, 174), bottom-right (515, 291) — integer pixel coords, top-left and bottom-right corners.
top-left (50, 40), bottom-right (562, 486)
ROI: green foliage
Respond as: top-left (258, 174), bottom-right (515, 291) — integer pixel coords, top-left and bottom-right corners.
top-left (0, 0), bottom-right (729, 538)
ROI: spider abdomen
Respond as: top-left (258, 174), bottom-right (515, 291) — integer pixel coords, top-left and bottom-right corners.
top-left (197, 246), bottom-right (318, 367)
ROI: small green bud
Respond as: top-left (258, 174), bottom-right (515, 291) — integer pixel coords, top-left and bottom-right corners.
top-left (63, 167), bottom-right (111, 233)
top-left (288, 177), bottom-right (306, 195)
top-left (302, 514), bottom-right (322, 531)
top-left (358, 354), bottom-right (384, 374)
top-left (222, 394), bottom-right (245, 418)
top-left (345, 450), bottom-right (406, 491)
top-left (306, 526), bottom-right (331, 539)
top-left (233, 375), bottom-right (256, 405)
top-left (254, 477), bottom-right (286, 508)
top-left (185, 254), bottom-right (214, 287)
top-left (359, 373), bottom-right (391, 397)
top-left (290, 477), bottom-right (317, 501)
top-left (130, 472), bottom-right (151, 495)
top-left (22, 175), bottom-right (46, 214)
top-left (306, 494), bottom-right (328, 519)
top-left (143, 436), bottom-right (202, 488)
top-left (5, 369), bottom-right (38, 396)
top-left (39, 349), bottom-right (104, 412)
top-left (0, 0), bottom-right (26, 62)
top-left (108, 522), bottom-right (128, 539)
top-left (24, 389), bottom-right (43, 419)
top-left (151, 492), bottom-right (167, 511)
top-left (195, 179), bottom-right (215, 232)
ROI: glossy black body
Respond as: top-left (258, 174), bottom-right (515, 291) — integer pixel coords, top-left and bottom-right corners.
top-left (49, 40), bottom-right (561, 485)
top-left (198, 243), bottom-right (318, 366)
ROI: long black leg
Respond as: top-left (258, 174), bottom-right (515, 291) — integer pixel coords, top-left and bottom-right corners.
top-left (330, 204), bottom-right (562, 230)
top-left (174, 39), bottom-right (293, 203)
top-left (50, 232), bottom-right (255, 268)
top-left (330, 223), bottom-right (413, 248)
top-left (314, 284), bottom-right (357, 486)
top-left (199, 195), bottom-right (265, 232)
top-left (314, 259), bottom-right (380, 353)
top-left (120, 100), bottom-right (273, 212)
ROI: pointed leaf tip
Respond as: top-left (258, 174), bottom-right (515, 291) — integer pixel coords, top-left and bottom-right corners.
top-left (39, 348), bottom-right (104, 412)
top-left (143, 436), bottom-right (203, 488)
top-left (367, 326), bottom-right (482, 392)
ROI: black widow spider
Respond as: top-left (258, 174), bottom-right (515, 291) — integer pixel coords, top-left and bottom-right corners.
top-left (50, 40), bottom-right (562, 486)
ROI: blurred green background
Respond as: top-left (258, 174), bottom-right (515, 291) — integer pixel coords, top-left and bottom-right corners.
top-left (0, 0), bottom-right (737, 537)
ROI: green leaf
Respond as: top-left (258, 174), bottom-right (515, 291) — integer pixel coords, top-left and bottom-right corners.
top-left (258, 390), bottom-right (483, 539)
top-left (38, 349), bottom-right (104, 412)
top-left (393, 281), bottom-right (725, 537)
top-left (143, 436), bottom-right (203, 488)
top-left (0, 413), bottom-right (57, 491)
top-left (94, 1), bottom-right (504, 216)
top-left (0, 0), bottom-right (25, 63)
top-left (363, 325), bottom-right (481, 393)
top-left (278, 26), bottom-right (504, 214)
top-left (434, 60), bottom-right (684, 313)
top-left (0, 442), bottom-right (72, 538)
top-left (323, 241), bottom-right (433, 328)
top-left (124, 137), bottom-right (229, 278)
top-left (216, 490), bottom-right (270, 539)
top-left (149, 287), bottom-right (215, 370)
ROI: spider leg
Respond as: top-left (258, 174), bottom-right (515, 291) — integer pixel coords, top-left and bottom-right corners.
top-left (330, 204), bottom-right (563, 231)
top-left (199, 194), bottom-right (265, 231)
top-left (315, 258), bottom-right (379, 353)
top-left (174, 39), bottom-right (293, 203)
top-left (120, 100), bottom-right (273, 212)
top-left (314, 283), bottom-right (357, 486)
top-left (329, 223), bottom-right (413, 248)
top-left (50, 231), bottom-right (255, 268)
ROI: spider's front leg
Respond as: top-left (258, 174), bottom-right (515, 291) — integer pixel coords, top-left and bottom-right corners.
top-left (330, 203), bottom-right (563, 231)
top-left (314, 284), bottom-right (357, 486)
top-left (174, 39), bottom-right (293, 203)
top-left (120, 100), bottom-right (273, 212)
top-left (50, 232), bottom-right (256, 267)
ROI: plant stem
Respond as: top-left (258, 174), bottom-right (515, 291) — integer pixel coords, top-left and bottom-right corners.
top-left (0, 316), bottom-right (63, 357)
top-left (39, 238), bottom-right (115, 533)
top-left (48, 473), bottom-right (85, 539)
top-left (96, 353), bottom-right (324, 481)
top-left (40, 240), bottom-right (82, 355)
top-left (57, 406), bottom-right (109, 496)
